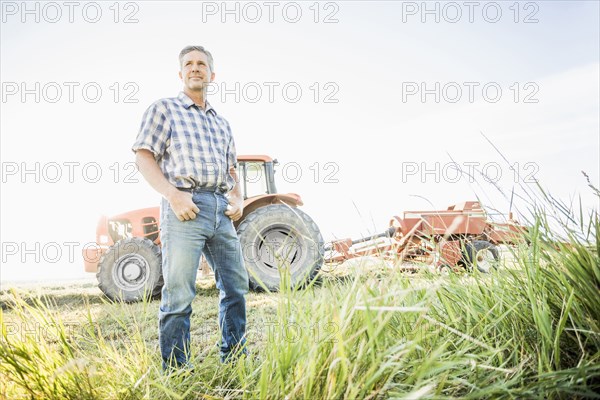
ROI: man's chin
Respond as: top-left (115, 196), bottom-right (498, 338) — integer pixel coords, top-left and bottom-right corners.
top-left (187, 84), bottom-right (207, 92)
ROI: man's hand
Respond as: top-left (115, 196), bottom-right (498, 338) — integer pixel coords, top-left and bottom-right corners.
top-left (167, 189), bottom-right (200, 221)
top-left (135, 150), bottom-right (200, 222)
top-left (226, 166), bottom-right (244, 222)
top-left (225, 196), bottom-right (243, 221)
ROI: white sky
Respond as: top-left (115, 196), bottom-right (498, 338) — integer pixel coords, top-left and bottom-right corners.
top-left (1, 0), bottom-right (599, 284)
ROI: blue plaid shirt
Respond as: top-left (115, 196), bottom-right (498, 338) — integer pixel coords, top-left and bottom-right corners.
top-left (132, 92), bottom-right (237, 192)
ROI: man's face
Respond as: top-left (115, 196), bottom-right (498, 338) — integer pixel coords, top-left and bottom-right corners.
top-left (179, 50), bottom-right (215, 93)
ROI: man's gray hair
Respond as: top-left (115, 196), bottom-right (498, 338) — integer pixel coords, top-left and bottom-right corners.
top-left (179, 45), bottom-right (214, 72)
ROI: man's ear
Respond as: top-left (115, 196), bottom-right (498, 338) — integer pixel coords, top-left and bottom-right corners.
top-left (210, 72), bottom-right (216, 82)
top-left (178, 71), bottom-right (183, 80)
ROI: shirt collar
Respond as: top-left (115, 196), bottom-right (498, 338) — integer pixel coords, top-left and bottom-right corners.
top-left (178, 91), bottom-right (217, 115)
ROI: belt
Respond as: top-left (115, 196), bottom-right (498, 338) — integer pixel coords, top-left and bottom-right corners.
top-left (178, 186), bottom-right (227, 194)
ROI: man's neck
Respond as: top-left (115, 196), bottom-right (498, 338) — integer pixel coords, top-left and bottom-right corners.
top-left (184, 89), bottom-right (206, 109)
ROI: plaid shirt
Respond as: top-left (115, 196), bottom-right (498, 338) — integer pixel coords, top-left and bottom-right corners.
top-left (132, 92), bottom-right (237, 192)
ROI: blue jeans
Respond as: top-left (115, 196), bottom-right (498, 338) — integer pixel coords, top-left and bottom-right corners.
top-left (158, 188), bottom-right (249, 369)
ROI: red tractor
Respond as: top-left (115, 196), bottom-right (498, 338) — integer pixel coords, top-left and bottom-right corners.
top-left (83, 155), bottom-right (324, 301)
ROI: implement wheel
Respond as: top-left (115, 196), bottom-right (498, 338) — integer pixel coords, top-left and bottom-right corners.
top-left (463, 240), bottom-right (500, 273)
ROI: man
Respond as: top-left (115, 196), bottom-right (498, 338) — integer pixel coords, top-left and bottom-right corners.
top-left (132, 46), bottom-right (249, 370)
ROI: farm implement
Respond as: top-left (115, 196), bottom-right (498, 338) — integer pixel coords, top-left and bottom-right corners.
top-left (324, 201), bottom-right (526, 273)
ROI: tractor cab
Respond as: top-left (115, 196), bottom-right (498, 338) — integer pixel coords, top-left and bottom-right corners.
top-left (237, 155), bottom-right (278, 199)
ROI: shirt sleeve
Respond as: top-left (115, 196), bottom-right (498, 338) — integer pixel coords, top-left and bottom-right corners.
top-left (131, 101), bottom-right (170, 160)
top-left (226, 122), bottom-right (238, 169)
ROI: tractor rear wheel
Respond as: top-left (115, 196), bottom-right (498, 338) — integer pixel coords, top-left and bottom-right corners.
top-left (463, 240), bottom-right (500, 273)
top-left (237, 204), bottom-right (324, 291)
top-left (97, 237), bottom-right (163, 302)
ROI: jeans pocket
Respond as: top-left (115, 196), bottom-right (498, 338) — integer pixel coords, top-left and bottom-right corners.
top-left (219, 195), bottom-right (229, 213)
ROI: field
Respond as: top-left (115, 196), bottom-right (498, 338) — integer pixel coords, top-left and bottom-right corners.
top-left (1, 200), bottom-right (599, 399)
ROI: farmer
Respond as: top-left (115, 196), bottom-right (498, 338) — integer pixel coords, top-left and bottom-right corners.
top-left (132, 45), bottom-right (249, 370)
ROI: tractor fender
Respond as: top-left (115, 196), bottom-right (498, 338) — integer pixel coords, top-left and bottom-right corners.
top-left (84, 215), bottom-right (110, 273)
top-left (236, 193), bottom-right (303, 228)
top-left (83, 245), bottom-right (107, 273)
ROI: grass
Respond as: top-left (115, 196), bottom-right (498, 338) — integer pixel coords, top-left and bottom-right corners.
top-left (1, 190), bottom-right (599, 399)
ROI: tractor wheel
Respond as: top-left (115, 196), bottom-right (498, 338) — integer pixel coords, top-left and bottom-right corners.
top-left (97, 237), bottom-right (163, 302)
top-left (463, 240), bottom-right (500, 273)
top-left (237, 204), bottom-right (324, 291)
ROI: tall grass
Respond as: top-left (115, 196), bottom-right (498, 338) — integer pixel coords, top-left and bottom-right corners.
top-left (1, 188), bottom-right (599, 399)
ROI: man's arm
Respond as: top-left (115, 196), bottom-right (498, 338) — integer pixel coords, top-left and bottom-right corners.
top-left (135, 149), bottom-right (199, 221)
top-left (224, 166), bottom-right (243, 221)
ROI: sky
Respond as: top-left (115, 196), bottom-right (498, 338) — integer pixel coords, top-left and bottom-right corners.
top-left (1, 0), bottom-right (599, 284)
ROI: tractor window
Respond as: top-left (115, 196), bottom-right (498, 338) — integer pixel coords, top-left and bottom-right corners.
top-left (240, 161), bottom-right (268, 199)
top-left (108, 219), bottom-right (132, 242)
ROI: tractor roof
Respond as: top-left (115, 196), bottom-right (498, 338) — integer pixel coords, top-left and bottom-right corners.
top-left (238, 155), bottom-right (274, 162)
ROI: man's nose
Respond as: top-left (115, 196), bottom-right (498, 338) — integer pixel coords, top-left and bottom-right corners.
top-left (191, 63), bottom-right (200, 72)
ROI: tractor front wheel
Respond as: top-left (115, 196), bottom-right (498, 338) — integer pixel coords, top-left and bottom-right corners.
top-left (97, 237), bottom-right (163, 302)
